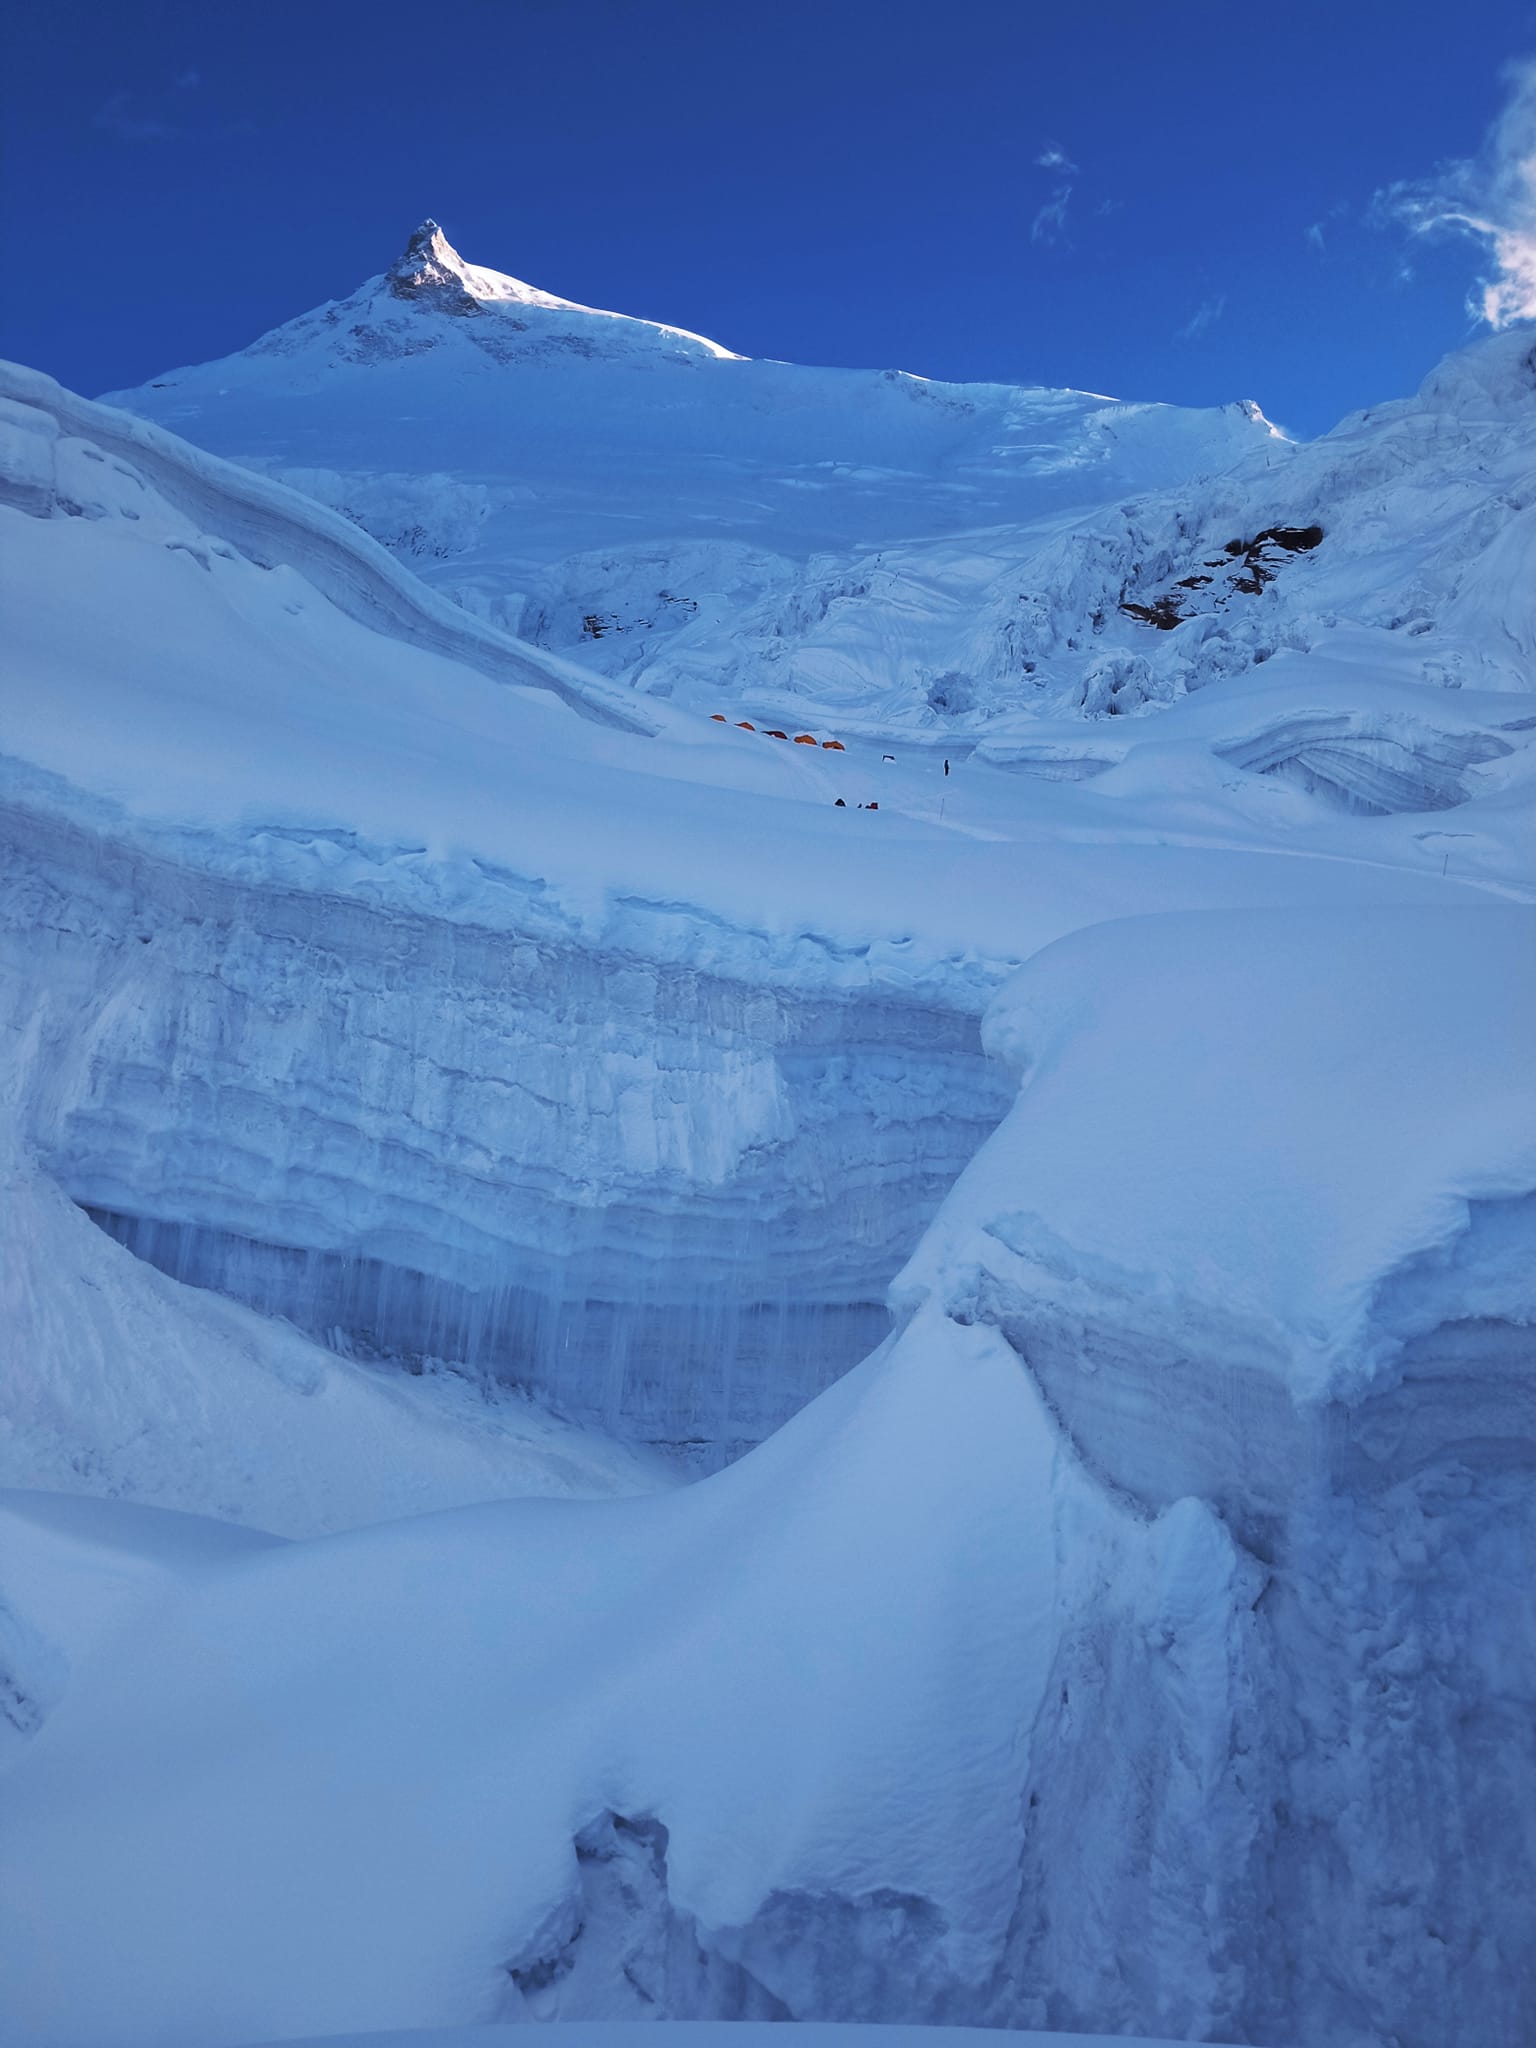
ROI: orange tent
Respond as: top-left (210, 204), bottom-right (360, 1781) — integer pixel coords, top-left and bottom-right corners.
top-left (711, 713), bottom-right (727, 722)
top-left (736, 721), bottom-right (757, 731)
top-left (792, 734), bottom-right (817, 745)
top-left (764, 729), bottom-right (789, 740)
top-left (821, 739), bottom-right (845, 751)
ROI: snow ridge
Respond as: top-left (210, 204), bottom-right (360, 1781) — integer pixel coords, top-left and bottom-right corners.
top-left (382, 217), bottom-right (744, 354)
top-left (0, 361), bottom-right (661, 732)
top-left (233, 216), bottom-right (744, 369)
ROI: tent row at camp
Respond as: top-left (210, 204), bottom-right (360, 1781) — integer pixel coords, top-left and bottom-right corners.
top-left (710, 715), bottom-right (845, 751)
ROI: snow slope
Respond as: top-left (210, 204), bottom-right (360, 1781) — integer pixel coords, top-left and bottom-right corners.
top-left (102, 231), bottom-right (1536, 752)
top-left (569, 325), bottom-right (1536, 729)
top-left (1, 1143), bottom-right (667, 1537)
top-left (0, 1305), bottom-right (1222, 2047)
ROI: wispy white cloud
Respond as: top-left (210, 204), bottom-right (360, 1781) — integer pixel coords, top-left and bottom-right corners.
top-left (93, 91), bottom-right (175, 143)
top-left (1031, 186), bottom-right (1072, 245)
top-left (1375, 57), bottom-right (1536, 326)
top-left (1177, 294), bottom-right (1226, 342)
top-left (1305, 202), bottom-right (1351, 260)
top-left (1029, 140), bottom-right (1080, 246)
top-left (92, 73), bottom-right (256, 145)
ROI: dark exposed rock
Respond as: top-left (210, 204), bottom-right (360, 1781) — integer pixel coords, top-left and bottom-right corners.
top-left (386, 218), bottom-right (483, 318)
top-left (1123, 523), bottom-right (1324, 630)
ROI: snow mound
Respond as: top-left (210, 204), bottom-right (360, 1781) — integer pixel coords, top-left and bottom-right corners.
top-left (0, 1309), bottom-right (1117, 2044)
top-left (898, 904), bottom-right (1536, 1527)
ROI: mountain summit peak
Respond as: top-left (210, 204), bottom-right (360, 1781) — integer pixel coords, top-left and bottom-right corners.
top-left (369, 218), bottom-right (743, 354)
top-left (379, 217), bottom-right (603, 320)
top-left (386, 218), bottom-right (482, 314)
top-left (404, 217), bottom-right (449, 252)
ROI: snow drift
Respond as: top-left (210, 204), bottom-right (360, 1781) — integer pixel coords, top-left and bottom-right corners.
top-left (900, 905), bottom-right (1536, 1529)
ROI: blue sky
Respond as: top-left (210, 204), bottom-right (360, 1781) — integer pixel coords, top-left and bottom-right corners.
top-left (5, 0), bottom-right (1536, 435)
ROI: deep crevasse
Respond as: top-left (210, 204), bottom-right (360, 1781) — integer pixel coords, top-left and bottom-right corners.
top-left (3, 797), bottom-right (1010, 1458)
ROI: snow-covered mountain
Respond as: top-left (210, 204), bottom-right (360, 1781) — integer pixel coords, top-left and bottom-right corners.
top-left (102, 220), bottom-right (1288, 720)
top-left (102, 224), bottom-right (1536, 744)
top-left (2, 226), bottom-right (1535, 2048)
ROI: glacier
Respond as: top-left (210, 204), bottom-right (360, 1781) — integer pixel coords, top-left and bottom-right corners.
top-left (1, 224), bottom-right (1534, 2048)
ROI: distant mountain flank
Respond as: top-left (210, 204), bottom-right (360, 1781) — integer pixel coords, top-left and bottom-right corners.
top-left (98, 220), bottom-right (1536, 739)
top-left (102, 214), bottom-right (1282, 540)
top-left (97, 219), bottom-right (1296, 729)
